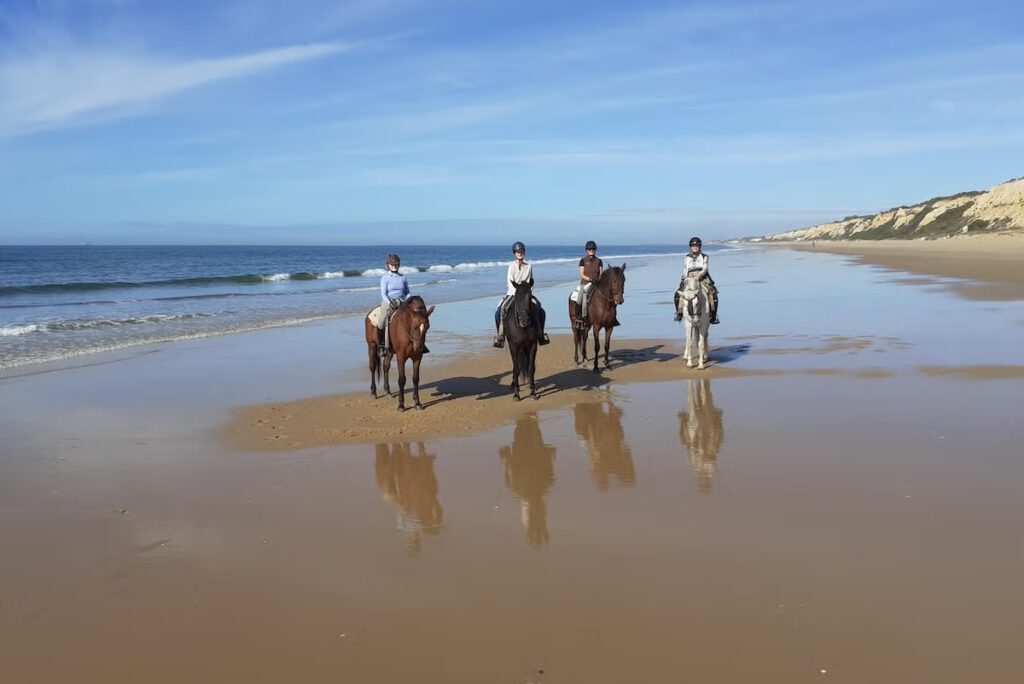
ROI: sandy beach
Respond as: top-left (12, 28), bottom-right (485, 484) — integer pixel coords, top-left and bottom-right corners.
top-left (774, 232), bottom-right (1024, 300)
top-left (3, 245), bottom-right (1024, 683)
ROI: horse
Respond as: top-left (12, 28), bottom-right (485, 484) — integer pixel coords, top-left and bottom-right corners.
top-left (678, 272), bottom-right (710, 369)
top-left (568, 264), bottom-right (626, 371)
top-left (364, 295), bottom-right (435, 410)
top-left (504, 280), bottom-right (540, 401)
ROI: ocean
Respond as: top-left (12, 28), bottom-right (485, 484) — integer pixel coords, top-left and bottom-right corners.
top-left (0, 244), bottom-right (716, 370)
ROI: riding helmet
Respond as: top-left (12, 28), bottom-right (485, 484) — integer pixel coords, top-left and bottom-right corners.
top-left (512, 241), bottom-right (526, 254)
top-left (386, 253), bottom-right (401, 266)
top-left (689, 237), bottom-right (702, 247)
top-left (585, 240), bottom-right (597, 250)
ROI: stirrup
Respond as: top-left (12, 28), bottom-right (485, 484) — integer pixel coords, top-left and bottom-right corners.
top-left (674, 313), bottom-right (683, 322)
top-left (539, 333), bottom-right (550, 346)
top-left (493, 336), bottom-right (504, 348)
top-left (711, 317), bottom-right (720, 325)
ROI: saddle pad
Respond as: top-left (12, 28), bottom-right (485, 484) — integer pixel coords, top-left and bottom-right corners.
top-left (569, 288), bottom-right (580, 303)
top-left (367, 307), bottom-right (383, 327)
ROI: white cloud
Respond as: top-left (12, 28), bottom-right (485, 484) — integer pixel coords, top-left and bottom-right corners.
top-left (0, 42), bottom-right (350, 136)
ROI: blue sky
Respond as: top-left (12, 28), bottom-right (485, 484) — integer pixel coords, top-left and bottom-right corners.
top-left (1, 0), bottom-right (1022, 245)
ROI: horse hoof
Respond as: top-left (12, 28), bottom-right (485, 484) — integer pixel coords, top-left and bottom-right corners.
top-left (686, 362), bottom-right (695, 369)
top-left (513, 395), bottom-right (522, 402)
top-left (415, 403), bottom-right (424, 411)
top-left (531, 394), bottom-right (539, 401)
top-left (397, 405), bottom-right (406, 412)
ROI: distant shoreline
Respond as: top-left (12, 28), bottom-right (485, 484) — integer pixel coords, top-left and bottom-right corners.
top-left (761, 233), bottom-right (1024, 300)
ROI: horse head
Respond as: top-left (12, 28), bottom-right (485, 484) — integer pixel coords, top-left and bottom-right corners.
top-left (680, 272), bottom-right (706, 321)
top-left (607, 264), bottom-right (627, 305)
top-left (402, 296), bottom-right (435, 354)
top-left (510, 280), bottom-right (534, 329)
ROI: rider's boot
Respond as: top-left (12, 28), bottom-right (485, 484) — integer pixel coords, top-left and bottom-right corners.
top-left (575, 301), bottom-right (584, 328)
top-left (673, 292), bottom-right (683, 322)
top-left (710, 295), bottom-right (720, 324)
top-left (493, 322), bottom-right (505, 348)
top-left (377, 329), bottom-right (387, 357)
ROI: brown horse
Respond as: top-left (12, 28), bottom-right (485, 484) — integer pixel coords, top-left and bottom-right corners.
top-left (364, 295), bottom-right (435, 410)
top-left (568, 264), bottom-right (626, 371)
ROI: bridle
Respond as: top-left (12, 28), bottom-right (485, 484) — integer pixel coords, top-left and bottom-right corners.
top-left (592, 268), bottom-right (624, 305)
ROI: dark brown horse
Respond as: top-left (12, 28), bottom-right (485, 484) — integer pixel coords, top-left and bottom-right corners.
top-left (568, 264), bottom-right (626, 371)
top-left (504, 280), bottom-right (540, 401)
top-left (364, 296), bottom-right (435, 410)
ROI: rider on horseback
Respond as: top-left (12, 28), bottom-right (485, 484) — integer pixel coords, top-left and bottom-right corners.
top-left (674, 237), bottom-right (720, 324)
top-left (375, 253), bottom-right (428, 356)
top-left (575, 240), bottom-right (603, 328)
top-left (493, 241), bottom-right (551, 348)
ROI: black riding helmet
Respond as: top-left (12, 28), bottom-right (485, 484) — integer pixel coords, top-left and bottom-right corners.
top-left (585, 240), bottom-right (597, 250)
top-left (512, 241), bottom-right (526, 254)
top-left (689, 237), bottom-right (702, 247)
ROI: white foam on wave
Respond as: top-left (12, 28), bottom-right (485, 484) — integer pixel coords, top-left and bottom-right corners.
top-left (1, 324), bottom-right (40, 336)
top-left (334, 286), bottom-right (378, 293)
top-left (321, 271), bottom-right (347, 279)
top-left (427, 264), bottom-right (454, 273)
top-left (263, 273), bottom-right (291, 282)
top-left (0, 315), bottom-right (343, 372)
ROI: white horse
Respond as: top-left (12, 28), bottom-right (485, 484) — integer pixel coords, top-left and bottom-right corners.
top-left (678, 272), bottom-right (710, 369)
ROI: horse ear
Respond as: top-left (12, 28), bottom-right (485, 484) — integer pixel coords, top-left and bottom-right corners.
top-left (621, 263), bottom-right (626, 271)
top-left (426, 305), bottom-right (435, 317)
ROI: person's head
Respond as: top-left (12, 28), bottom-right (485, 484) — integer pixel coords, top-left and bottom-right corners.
top-left (386, 253), bottom-right (401, 272)
top-left (689, 237), bottom-right (702, 254)
top-left (512, 241), bottom-right (526, 259)
top-left (585, 240), bottom-right (597, 254)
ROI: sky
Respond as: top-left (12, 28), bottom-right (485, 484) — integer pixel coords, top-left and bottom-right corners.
top-left (0, 0), bottom-right (1022, 245)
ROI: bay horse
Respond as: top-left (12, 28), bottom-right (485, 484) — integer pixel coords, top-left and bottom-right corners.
top-left (568, 264), bottom-right (626, 371)
top-left (678, 273), bottom-right (710, 369)
top-left (504, 280), bottom-right (540, 401)
top-left (364, 295), bottom-right (435, 410)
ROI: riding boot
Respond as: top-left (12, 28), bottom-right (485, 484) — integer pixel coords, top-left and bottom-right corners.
top-left (493, 322), bottom-right (505, 348)
top-left (709, 293), bottom-right (720, 325)
top-left (574, 301), bottom-right (584, 327)
top-left (377, 329), bottom-right (387, 357)
top-left (673, 292), bottom-right (683, 322)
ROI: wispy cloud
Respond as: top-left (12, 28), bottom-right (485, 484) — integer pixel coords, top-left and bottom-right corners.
top-left (0, 41), bottom-right (351, 136)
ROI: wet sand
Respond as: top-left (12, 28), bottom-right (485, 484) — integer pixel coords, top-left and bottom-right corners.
top-left (3, 247), bottom-right (1024, 683)
top-left (777, 233), bottom-right (1024, 300)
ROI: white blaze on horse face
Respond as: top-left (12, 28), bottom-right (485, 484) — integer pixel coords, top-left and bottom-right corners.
top-left (419, 323), bottom-right (425, 336)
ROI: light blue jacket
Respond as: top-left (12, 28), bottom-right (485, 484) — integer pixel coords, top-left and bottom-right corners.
top-left (380, 270), bottom-right (410, 305)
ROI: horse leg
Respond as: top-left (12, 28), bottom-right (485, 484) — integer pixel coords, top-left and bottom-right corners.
top-left (412, 356), bottom-right (424, 410)
top-left (604, 326), bottom-right (613, 369)
top-left (511, 348), bottom-right (522, 401)
top-left (572, 325), bottom-right (580, 364)
top-left (591, 324), bottom-right (601, 373)
top-left (367, 343), bottom-right (378, 397)
top-left (383, 350), bottom-right (392, 396)
top-left (396, 355), bottom-right (407, 411)
top-left (528, 343), bottom-right (538, 400)
top-left (684, 320), bottom-right (695, 368)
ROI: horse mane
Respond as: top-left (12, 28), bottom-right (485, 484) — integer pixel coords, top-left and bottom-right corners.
top-left (399, 295), bottom-right (427, 315)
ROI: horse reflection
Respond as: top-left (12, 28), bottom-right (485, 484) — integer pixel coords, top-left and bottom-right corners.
top-left (573, 400), bottom-right (635, 491)
top-left (499, 413), bottom-right (556, 546)
top-left (678, 379), bottom-right (724, 493)
top-left (374, 442), bottom-right (444, 550)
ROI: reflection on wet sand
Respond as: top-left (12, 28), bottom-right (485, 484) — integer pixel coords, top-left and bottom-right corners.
top-left (374, 442), bottom-right (444, 550)
top-left (678, 379), bottom-right (725, 492)
top-left (499, 413), bottom-right (556, 545)
top-left (574, 400), bottom-right (635, 491)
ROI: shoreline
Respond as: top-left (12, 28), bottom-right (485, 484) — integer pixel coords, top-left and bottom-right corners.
top-left (763, 232), bottom-right (1024, 300)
